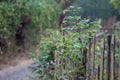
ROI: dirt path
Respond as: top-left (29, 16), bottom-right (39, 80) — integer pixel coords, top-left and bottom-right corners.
top-left (0, 60), bottom-right (36, 80)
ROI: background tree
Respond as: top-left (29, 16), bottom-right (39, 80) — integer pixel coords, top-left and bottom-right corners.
top-left (111, 0), bottom-right (120, 12)
top-left (71, 0), bottom-right (119, 20)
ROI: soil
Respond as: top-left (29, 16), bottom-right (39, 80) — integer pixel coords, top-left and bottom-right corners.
top-left (0, 52), bottom-right (37, 80)
top-left (0, 52), bottom-right (29, 70)
top-left (0, 59), bottom-right (35, 80)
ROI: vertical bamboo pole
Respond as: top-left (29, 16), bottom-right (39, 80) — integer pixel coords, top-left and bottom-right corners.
top-left (111, 34), bottom-right (115, 80)
top-left (100, 39), bottom-right (105, 80)
top-left (118, 29), bottom-right (120, 80)
top-left (107, 34), bottom-right (111, 80)
top-left (54, 51), bottom-right (60, 80)
top-left (91, 36), bottom-right (96, 79)
top-left (87, 36), bottom-right (91, 80)
top-left (96, 65), bottom-right (100, 80)
top-left (118, 27), bottom-right (120, 80)
top-left (81, 47), bottom-right (87, 80)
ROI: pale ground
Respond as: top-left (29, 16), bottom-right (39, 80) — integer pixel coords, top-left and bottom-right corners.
top-left (0, 59), bottom-right (37, 80)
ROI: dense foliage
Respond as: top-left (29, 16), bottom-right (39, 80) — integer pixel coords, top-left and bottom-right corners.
top-left (0, 0), bottom-right (61, 53)
top-left (1, 0), bottom-right (119, 80)
top-left (31, 6), bottom-right (101, 80)
top-left (111, 0), bottom-right (120, 11)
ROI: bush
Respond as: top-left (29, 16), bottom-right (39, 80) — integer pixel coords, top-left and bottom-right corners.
top-left (30, 6), bottom-right (101, 80)
top-left (0, 0), bottom-right (61, 53)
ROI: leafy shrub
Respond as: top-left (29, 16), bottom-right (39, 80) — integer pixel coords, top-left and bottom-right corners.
top-left (0, 0), bottom-right (61, 53)
top-left (30, 6), bottom-right (101, 80)
top-left (30, 29), bottom-right (62, 79)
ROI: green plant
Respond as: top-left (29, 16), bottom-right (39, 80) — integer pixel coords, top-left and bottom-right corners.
top-left (0, 0), bottom-right (61, 53)
top-left (111, 0), bottom-right (120, 10)
top-left (31, 6), bottom-right (101, 80)
top-left (55, 7), bottom-right (101, 80)
top-left (30, 29), bottom-right (63, 80)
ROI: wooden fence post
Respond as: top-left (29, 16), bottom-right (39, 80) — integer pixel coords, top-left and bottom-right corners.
top-left (87, 36), bottom-right (91, 80)
top-left (118, 27), bottom-right (120, 80)
top-left (111, 34), bottom-right (115, 80)
top-left (91, 36), bottom-right (96, 79)
top-left (96, 65), bottom-right (100, 80)
top-left (100, 39), bottom-right (105, 80)
top-left (107, 34), bottom-right (111, 80)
